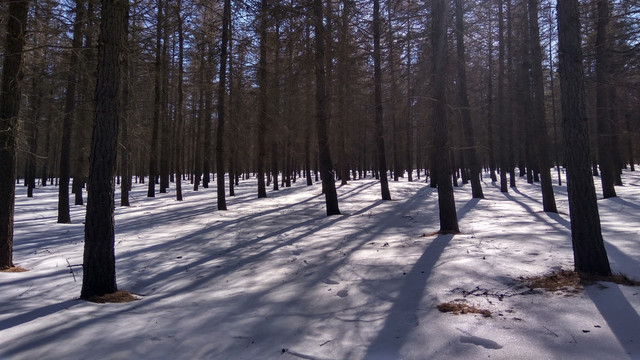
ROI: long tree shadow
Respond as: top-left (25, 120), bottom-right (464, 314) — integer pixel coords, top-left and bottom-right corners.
top-left (361, 197), bottom-right (480, 359)
top-left (586, 283), bottom-right (640, 357)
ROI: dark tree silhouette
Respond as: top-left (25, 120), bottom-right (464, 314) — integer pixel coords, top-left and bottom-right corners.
top-left (313, 0), bottom-right (340, 215)
top-left (81, 0), bottom-right (127, 299)
top-left (432, 0), bottom-right (459, 234)
top-left (556, 0), bottom-right (611, 276)
top-left (0, 0), bottom-right (29, 270)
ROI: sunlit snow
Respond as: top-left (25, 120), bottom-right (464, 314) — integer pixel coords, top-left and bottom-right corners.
top-left (1, 170), bottom-right (639, 359)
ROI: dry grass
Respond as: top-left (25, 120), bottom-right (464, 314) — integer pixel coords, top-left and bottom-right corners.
top-left (521, 269), bottom-right (640, 295)
top-left (0, 266), bottom-right (28, 273)
top-left (437, 301), bottom-right (491, 317)
top-left (89, 290), bottom-right (139, 304)
top-left (581, 273), bottom-right (640, 286)
top-left (522, 269), bottom-right (582, 293)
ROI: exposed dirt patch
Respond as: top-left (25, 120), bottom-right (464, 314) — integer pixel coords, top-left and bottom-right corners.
top-left (89, 290), bottom-right (139, 304)
top-left (437, 300), bottom-right (491, 317)
top-left (1, 266), bottom-right (28, 273)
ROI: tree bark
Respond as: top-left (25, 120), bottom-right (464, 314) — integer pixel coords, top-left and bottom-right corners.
top-left (0, 0), bottom-right (29, 269)
top-left (556, 0), bottom-right (611, 276)
top-left (595, 0), bottom-right (617, 198)
top-left (256, 0), bottom-right (268, 198)
top-left (455, 0), bottom-right (483, 199)
top-left (432, 0), bottom-right (459, 234)
top-left (58, 0), bottom-right (85, 223)
top-left (81, 0), bottom-right (127, 299)
top-left (314, 0), bottom-right (340, 215)
top-left (528, 0), bottom-right (557, 212)
top-left (216, 0), bottom-right (230, 210)
top-left (373, 0), bottom-right (391, 200)
top-left (147, 0), bottom-right (163, 198)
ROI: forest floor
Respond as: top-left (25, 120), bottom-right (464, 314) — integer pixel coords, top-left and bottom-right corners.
top-left (1, 170), bottom-right (639, 359)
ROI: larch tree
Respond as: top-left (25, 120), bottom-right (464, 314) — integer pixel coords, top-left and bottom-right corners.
top-left (595, 0), bottom-right (617, 198)
top-left (216, 0), bottom-right (230, 210)
top-left (373, 0), bottom-right (391, 201)
top-left (528, 0), bottom-right (557, 213)
top-left (58, 0), bottom-right (86, 223)
top-left (0, 0), bottom-right (30, 270)
top-left (556, 0), bottom-right (611, 276)
top-left (431, 0), bottom-right (459, 234)
top-left (454, 0), bottom-right (483, 199)
top-left (256, 0), bottom-right (268, 199)
top-left (313, 0), bottom-right (340, 215)
top-left (81, 0), bottom-right (128, 299)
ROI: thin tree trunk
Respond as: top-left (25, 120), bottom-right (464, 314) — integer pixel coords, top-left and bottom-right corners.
top-left (216, 0), bottom-right (230, 210)
top-left (175, 0), bottom-right (185, 201)
top-left (148, 0), bottom-right (163, 198)
top-left (373, 0), bottom-right (391, 200)
top-left (455, 0), bottom-right (483, 199)
top-left (58, 0), bottom-right (85, 223)
top-left (256, 0), bottom-right (268, 198)
top-left (528, 0), bottom-right (557, 213)
top-left (314, 0), bottom-right (340, 215)
top-left (595, 0), bottom-right (617, 198)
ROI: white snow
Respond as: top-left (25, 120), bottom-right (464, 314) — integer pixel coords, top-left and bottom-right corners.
top-left (1, 170), bottom-right (639, 359)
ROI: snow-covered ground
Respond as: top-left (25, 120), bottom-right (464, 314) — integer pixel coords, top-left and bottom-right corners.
top-left (1, 170), bottom-right (639, 359)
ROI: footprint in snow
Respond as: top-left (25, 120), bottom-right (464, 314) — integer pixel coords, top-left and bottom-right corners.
top-left (404, 313), bottom-right (419, 327)
top-left (337, 289), bottom-right (349, 297)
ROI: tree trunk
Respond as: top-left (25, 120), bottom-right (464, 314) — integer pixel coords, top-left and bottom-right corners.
top-left (373, 0), bottom-right (391, 200)
top-left (81, 0), bottom-right (127, 299)
top-left (556, 0), bottom-right (611, 276)
top-left (528, 0), bottom-right (557, 213)
top-left (58, 0), bottom-right (85, 223)
top-left (314, 0), bottom-right (340, 215)
top-left (595, 0), bottom-right (617, 198)
top-left (147, 0), bottom-right (163, 198)
top-left (432, 0), bottom-right (459, 234)
top-left (175, 0), bottom-right (185, 201)
top-left (455, 0), bottom-right (483, 199)
top-left (256, 0), bottom-right (268, 198)
top-left (0, 0), bottom-right (29, 269)
top-left (216, 0), bottom-right (230, 210)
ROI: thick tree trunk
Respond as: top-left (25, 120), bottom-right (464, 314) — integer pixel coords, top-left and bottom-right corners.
top-left (81, 0), bottom-right (127, 299)
top-left (0, 0), bottom-right (29, 269)
top-left (556, 0), bottom-right (611, 276)
top-left (432, 0), bottom-right (459, 234)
